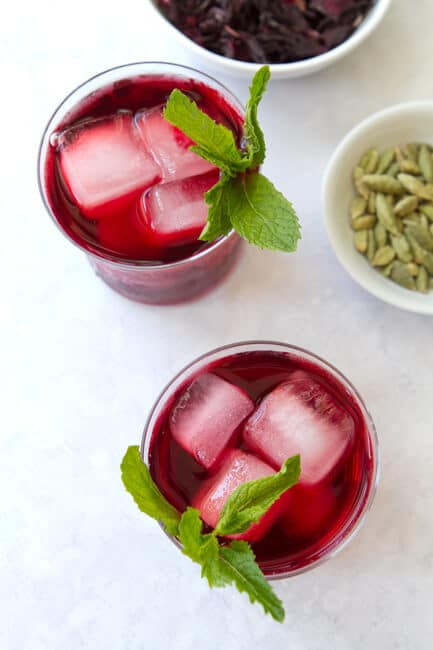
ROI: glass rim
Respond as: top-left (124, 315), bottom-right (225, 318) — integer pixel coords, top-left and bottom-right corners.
top-left (37, 61), bottom-right (245, 271)
top-left (140, 340), bottom-right (381, 580)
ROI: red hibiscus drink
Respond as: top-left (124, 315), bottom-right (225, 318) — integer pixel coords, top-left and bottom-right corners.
top-left (142, 342), bottom-right (379, 577)
top-left (38, 63), bottom-right (244, 305)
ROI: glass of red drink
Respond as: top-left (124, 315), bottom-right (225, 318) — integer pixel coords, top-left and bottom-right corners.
top-left (142, 341), bottom-right (379, 578)
top-left (38, 63), bottom-right (244, 305)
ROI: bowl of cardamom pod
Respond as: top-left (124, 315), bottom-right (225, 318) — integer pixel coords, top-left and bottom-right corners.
top-left (322, 102), bottom-right (433, 315)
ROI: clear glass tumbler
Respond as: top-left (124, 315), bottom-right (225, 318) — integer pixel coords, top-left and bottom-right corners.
top-left (38, 62), bottom-right (244, 305)
top-left (141, 341), bottom-right (380, 579)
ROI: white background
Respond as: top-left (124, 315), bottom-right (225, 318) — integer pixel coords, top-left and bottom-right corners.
top-left (2, 1), bottom-right (433, 648)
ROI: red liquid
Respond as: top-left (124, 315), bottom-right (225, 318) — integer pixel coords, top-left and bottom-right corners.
top-left (148, 351), bottom-right (375, 575)
top-left (44, 75), bottom-right (243, 264)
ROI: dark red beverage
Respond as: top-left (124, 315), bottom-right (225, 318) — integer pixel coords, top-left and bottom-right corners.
top-left (143, 342), bottom-right (379, 578)
top-left (38, 63), bottom-right (244, 305)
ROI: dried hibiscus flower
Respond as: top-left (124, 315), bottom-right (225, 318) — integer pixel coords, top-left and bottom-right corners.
top-left (156, 0), bottom-right (375, 64)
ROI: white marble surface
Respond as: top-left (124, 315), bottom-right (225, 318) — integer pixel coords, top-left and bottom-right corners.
top-left (2, 1), bottom-right (433, 648)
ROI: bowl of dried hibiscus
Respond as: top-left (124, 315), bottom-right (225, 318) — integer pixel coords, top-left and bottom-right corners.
top-left (148, 0), bottom-right (391, 79)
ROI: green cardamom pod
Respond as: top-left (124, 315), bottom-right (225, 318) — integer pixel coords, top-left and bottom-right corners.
top-left (363, 175), bottom-right (403, 195)
top-left (399, 159), bottom-right (421, 175)
top-left (368, 191), bottom-right (377, 214)
top-left (416, 266), bottom-right (429, 293)
top-left (419, 204), bottom-right (433, 221)
top-left (376, 193), bottom-right (399, 234)
top-left (372, 246), bottom-right (396, 267)
top-left (367, 230), bottom-right (376, 262)
top-left (354, 230), bottom-right (368, 253)
top-left (356, 180), bottom-right (370, 200)
top-left (398, 173), bottom-right (433, 201)
top-left (351, 196), bottom-right (367, 220)
top-left (359, 149), bottom-right (375, 170)
top-left (405, 223), bottom-right (433, 252)
top-left (394, 195), bottom-right (418, 217)
top-left (406, 234), bottom-right (426, 265)
top-left (406, 262), bottom-right (420, 277)
top-left (395, 147), bottom-right (404, 162)
top-left (420, 215), bottom-right (429, 230)
top-left (377, 148), bottom-right (395, 174)
top-left (419, 250), bottom-right (433, 275)
top-left (360, 148), bottom-right (379, 174)
top-left (352, 215), bottom-right (377, 231)
top-left (405, 143), bottom-right (419, 161)
top-left (391, 262), bottom-right (416, 290)
top-left (391, 235), bottom-right (413, 263)
top-left (403, 213), bottom-right (421, 226)
top-left (381, 262), bottom-right (395, 278)
top-left (374, 223), bottom-right (388, 248)
top-left (418, 145), bottom-right (433, 183)
top-left (386, 162), bottom-right (400, 177)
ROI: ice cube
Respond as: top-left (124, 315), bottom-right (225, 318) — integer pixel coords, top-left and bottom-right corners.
top-left (192, 449), bottom-right (283, 542)
top-left (57, 113), bottom-right (161, 220)
top-left (281, 484), bottom-right (337, 540)
top-left (169, 373), bottom-right (254, 471)
top-left (135, 106), bottom-right (216, 183)
top-left (133, 170), bottom-right (219, 247)
top-left (243, 371), bottom-right (355, 486)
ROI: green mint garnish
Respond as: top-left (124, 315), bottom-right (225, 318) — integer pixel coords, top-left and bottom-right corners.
top-left (121, 445), bottom-right (301, 622)
top-left (178, 507), bottom-right (220, 565)
top-left (214, 541), bottom-right (285, 621)
top-left (214, 454), bottom-right (300, 537)
top-left (163, 89), bottom-right (248, 175)
top-left (226, 174), bottom-right (300, 252)
top-left (243, 65), bottom-right (269, 167)
top-left (200, 173), bottom-right (233, 241)
top-left (163, 65), bottom-right (301, 253)
top-left (120, 446), bottom-right (181, 536)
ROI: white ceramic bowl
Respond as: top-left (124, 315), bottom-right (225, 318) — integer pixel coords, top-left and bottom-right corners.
top-left (148, 0), bottom-right (391, 80)
top-left (322, 102), bottom-right (433, 315)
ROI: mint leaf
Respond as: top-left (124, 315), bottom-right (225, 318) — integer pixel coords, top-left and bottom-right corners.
top-left (179, 509), bottom-right (285, 622)
top-left (162, 67), bottom-right (301, 253)
top-left (217, 541), bottom-right (285, 622)
top-left (244, 66), bottom-right (270, 166)
top-left (199, 173), bottom-right (232, 242)
top-left (178, 508), bottom-right (226, 588)
top-left (179, 507), bottom-right (219, 565)
top-left (215, 455), bottom-right (300, 537)
top-left (178, 507), bottom-right (205, 561)
top-left (120, 446), bottom-right (181, 536)
top-left (163, 89), bottom-right (247, 174)
top-left (228, 173), bottom-right (301, 252)
top-left (120, 446), bottom-right (293, 622)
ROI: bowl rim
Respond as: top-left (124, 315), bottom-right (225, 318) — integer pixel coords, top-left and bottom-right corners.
top-left (322, 100), bottom-right (433, 315)
top-left (148, 0), bottom-right (392, 75)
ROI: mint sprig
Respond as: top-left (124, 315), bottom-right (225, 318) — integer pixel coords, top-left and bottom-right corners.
top-left (215, 455), bottom-right (300, 537)
top-left (163, 66), bottom-right (301, 253)
top-left (121, 445), bottom-right (301, 622)
top-left (178, 509), bottom-right (284, 619)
